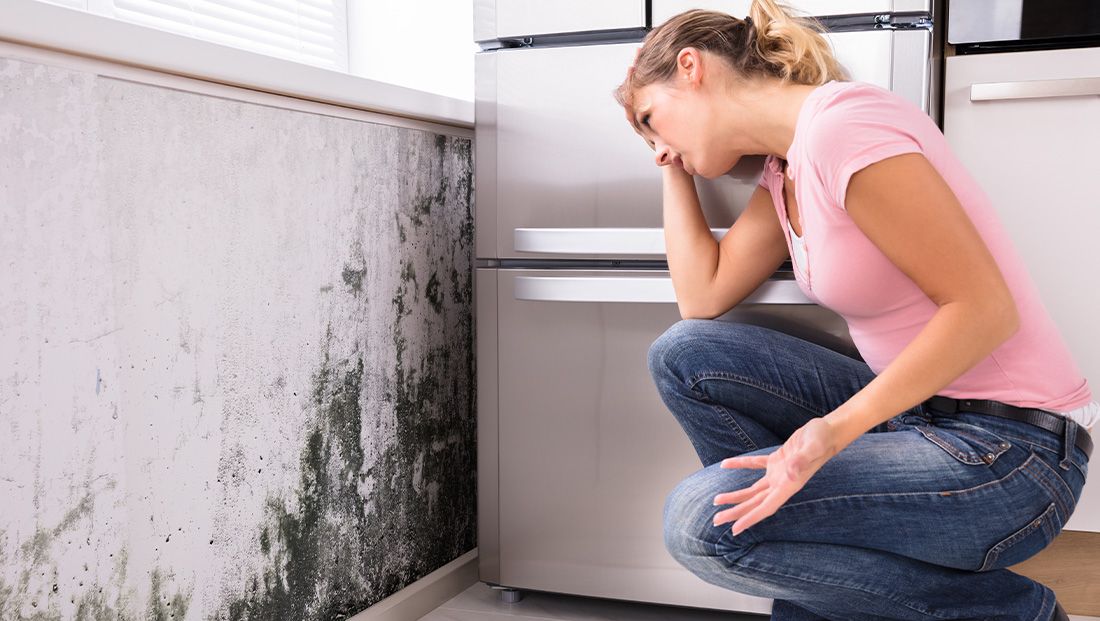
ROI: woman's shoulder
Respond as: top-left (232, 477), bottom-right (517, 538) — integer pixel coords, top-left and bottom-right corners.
top-left (810, 80), bottom-right (917, 122)
top-left (800, 80), bottom-right (931, 153)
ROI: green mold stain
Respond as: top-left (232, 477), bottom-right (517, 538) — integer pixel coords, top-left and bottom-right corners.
top-left (148, 568), bottom-right (189, 621)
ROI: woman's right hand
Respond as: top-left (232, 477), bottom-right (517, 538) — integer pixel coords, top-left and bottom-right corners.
top-left (624, 49), bottom-right (689, 174)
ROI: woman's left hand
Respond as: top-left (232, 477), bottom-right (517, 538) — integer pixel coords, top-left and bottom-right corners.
top-left (712, 417), bottom-right (845, 536)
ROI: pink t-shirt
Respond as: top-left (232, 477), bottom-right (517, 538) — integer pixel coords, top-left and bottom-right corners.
top-left (758, 79), bottom-right (1092, 412)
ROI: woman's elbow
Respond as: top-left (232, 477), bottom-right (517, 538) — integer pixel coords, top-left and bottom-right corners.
top-left (677, 300), bottom-right (719, 321)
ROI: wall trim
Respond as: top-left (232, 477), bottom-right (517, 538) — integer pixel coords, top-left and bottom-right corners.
top-left (0, 0), bottom-right (473, 130)
top-left (349, 549), bottom-right (480, 621)
top-left (0, 39), bottom-right (472, 140)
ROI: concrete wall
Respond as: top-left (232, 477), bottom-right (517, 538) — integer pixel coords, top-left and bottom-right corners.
top-left (0, 51), bottom-right (475, 620)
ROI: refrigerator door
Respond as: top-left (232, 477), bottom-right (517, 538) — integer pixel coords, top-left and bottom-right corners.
top-left (652, 0), bottom-right (932, 25)
top-left (484, 268), bottom-right (855, 610)
top-left (474, 0), bottom-right (646, 42)
top-left (478, 31), bottom-right (931, 261)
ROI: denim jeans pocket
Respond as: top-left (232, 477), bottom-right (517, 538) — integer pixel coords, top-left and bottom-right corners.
top-left (910, 417), bottom-right (1013, 466)
top-left (977, 501), bottom-right (1059, 572)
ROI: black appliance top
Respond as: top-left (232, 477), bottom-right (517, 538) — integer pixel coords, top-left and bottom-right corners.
top-left (949, 0), bottom-right (1100, 53)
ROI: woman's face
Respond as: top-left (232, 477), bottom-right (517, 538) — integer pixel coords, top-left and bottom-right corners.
top-left (629, 49), bottom-right (744, 179)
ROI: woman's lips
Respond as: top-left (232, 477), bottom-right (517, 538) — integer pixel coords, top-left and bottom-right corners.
top-left (675, 155), bottom-right (694, 174)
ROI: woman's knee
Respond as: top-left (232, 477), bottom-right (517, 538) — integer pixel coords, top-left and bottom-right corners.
top-left (648, 319), bottom-right (758, 380)
top-left (649, 319), bottom-right (702, 381)
top-left (663, 465), bottom-right (752, 561)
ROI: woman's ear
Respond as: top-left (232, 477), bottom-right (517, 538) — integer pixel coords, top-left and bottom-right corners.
top-left (676, 47), bottom-right (703, 86)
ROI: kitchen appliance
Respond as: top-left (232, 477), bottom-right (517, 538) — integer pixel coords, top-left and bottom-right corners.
top-left (474, 0), bottom-right (941, 614)
top-left (943, 0), bottom-right (1100, 532)
top-left (947, 0), bottom-right (1100, 54)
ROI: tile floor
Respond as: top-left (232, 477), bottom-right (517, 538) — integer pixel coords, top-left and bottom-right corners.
top-left (419, 581), bottom-right (1100, 621)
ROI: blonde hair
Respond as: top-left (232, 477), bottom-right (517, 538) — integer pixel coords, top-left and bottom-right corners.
top-left (614, 0), bottom-right (848, 132)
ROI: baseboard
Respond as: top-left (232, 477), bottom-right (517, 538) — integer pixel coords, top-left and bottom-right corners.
top-left (349, 548), bottom-right (479, 621)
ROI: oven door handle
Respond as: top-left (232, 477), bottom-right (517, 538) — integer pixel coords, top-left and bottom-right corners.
top-left (970, 77), bottom-right (1100, 102)
top-left (513, 276), bottom-right (813, 305)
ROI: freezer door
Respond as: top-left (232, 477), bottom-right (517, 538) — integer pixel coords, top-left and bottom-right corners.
top-left (478, 30), bottom-right (931, 260)
top-left (474, 0), bottom-right (646, 42)
top-left (479, 41), bottom-right (760, 261)
top-left (485, 268), bottom-right (855, 609)
top-left (652, 0), bottom-right (932, 25)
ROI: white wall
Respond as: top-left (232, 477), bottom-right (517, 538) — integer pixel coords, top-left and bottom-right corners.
top-left (0, 46), bottom-right (476, 619)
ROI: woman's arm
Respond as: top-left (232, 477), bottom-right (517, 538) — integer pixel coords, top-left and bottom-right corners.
top-left (822, 152), bottom-right (1020, 451)
top-left (662, 165), bottom-right (789, 319)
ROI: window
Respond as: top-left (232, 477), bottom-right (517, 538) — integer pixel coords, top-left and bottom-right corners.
top-left (37, 0), bottom-right (351, 72)
top-left (348, 0), bottom-right (475, 102)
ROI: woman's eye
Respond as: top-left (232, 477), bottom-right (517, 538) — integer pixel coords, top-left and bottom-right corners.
top-left (641, 114), bottom-right (651, 128)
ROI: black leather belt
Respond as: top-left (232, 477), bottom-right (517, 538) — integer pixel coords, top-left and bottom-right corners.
top-left (923, 395), bottom-right (1092, 460)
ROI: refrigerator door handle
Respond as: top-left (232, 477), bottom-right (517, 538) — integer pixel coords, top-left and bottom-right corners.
top-left (514, 227), bottom-right (728, 255)
top-left (513, 275), bottom-right (813, 304)
top-left (970, 77), bottom-right (1100, 102)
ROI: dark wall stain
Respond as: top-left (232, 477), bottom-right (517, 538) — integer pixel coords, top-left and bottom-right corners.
top-left (148, 567), bottom-right (189, 621)
top-left (224, 335), bottom-right (370, 621)
top-left (425, 271), bottom-right (443, 314)
top-left (409, 177), bottom-right (448, 227)
top-left (341, 266), bottom-right (365, 294)
top-left (221, 132), bottom-right (474, 621)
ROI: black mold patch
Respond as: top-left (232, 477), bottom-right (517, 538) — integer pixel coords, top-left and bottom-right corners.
top-left (222, 131), bottom-right (476, 621)
top-left (409, 177), bottom-right (448, 227)
top-left (341, 265), bottom-right (365, 294)
top-left (425, 271), bottom-right (443, 314)
top-left (224, 339), bottom-right (372, 621)
top-left (395, 212), bottom-right (406, 244)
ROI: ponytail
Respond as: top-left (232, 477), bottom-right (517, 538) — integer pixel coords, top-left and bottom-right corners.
top-left (749, 0), bottom-right (847, 85)
top-left (615, 1), bottom-right (847, 119)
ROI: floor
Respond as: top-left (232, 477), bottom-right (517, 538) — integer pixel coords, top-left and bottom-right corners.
top-left (418, 581), bottom-right (1100, 621)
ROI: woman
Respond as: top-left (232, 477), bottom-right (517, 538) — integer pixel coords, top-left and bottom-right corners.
top-left (616, 1), bottom-right (1097, 620)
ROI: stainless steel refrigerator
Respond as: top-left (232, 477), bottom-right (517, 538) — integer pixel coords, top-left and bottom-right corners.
top-left (474, 0), bottom-right (942, 614)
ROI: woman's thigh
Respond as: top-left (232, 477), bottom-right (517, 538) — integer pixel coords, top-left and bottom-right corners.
top-left (648, 319), bottom-right (916, 461)
top-left (665, 414), bottom-right (1078, 575)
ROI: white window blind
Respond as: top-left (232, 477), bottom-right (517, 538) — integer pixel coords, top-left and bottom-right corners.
top-left (86, 0), bottom-right (349, 71)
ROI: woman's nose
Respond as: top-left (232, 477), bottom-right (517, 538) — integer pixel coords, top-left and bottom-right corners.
top-left (655, 144), bottom-right (673, 166)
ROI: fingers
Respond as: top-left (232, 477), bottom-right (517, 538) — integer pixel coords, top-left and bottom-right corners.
top-left (720, 454), bottom-right (769, 469)
top-left (713, 475), bottom-right (767, 506)
top-left (712, 487), bottom-right (768, 526)
top-left (728, 487), bottom-right (787, 535)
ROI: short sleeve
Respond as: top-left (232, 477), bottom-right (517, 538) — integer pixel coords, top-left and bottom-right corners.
top-left (803, 86), bottom-right (925, 210)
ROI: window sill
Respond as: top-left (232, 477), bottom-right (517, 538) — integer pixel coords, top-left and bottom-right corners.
top-left (0, 0), bottom-right (474, 128)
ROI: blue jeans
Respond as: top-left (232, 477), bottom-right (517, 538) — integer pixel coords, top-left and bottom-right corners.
top-left (650, 319), bottom-right (1090, 621)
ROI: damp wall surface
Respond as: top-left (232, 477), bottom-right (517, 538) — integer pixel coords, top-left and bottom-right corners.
top-left (0, 51), bottom-right (476, 620)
